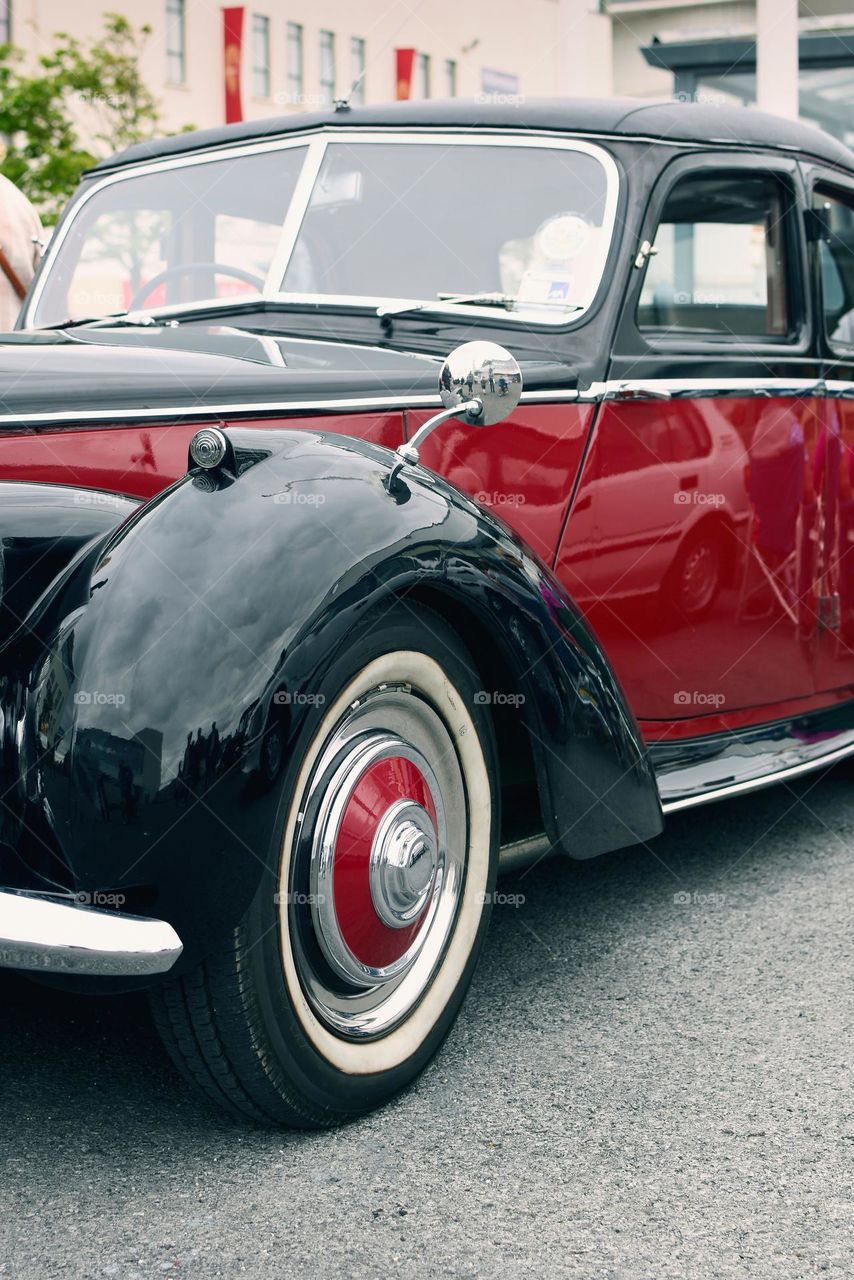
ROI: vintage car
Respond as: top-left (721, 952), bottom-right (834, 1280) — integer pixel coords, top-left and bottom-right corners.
top-left (2, 97), bottom-right (854, 1127)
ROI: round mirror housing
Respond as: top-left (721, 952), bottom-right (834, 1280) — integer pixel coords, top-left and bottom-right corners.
top-left (438, 340), bottom-right (523, 426)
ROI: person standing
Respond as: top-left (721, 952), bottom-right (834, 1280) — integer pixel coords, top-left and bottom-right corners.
top-left (0, 171), bottom-right (43, 329)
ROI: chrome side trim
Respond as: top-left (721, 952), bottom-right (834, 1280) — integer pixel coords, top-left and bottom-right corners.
top-left (661, 740), bottom-right (854, 812)
top-left (656, 717), bottom-right (854, 814)
top-left (4, 377), bottom-right (854, 431)
top-left (825, 380), bottom-right (854, 398)
top-left (0, 388), bottom-right (586, 429)
top-left (0, 891), bottom-right (183, 976)
top-left (521, 388), bottom-right (583, 403)
top-left (602, 377), bottom-right (831, 401)
top-left (544, 376), bottom-right (854, 402)
top-left (0, 392), bottom-right (445, 428)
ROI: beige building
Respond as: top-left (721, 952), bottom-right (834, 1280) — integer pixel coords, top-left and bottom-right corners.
top-left (2, 1), bottom-right (854, 145)
top-left (2, 0), bottom-right (572, 134)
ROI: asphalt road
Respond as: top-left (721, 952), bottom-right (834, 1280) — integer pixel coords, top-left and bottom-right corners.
top-left (2, 768), bottom-right (853, 1280)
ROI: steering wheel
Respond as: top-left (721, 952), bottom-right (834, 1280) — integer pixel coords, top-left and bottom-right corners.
top-left (129, 262), bottom-right (266, 310)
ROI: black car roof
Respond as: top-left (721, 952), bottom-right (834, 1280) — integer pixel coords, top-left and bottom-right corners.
top-left (91, 96), bottom-right (854, 175)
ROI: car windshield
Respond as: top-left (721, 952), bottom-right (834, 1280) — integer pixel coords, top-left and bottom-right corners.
top-left (30, 135), bottom-right (619, 328)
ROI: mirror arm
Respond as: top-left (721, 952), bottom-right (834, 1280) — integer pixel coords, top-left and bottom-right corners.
top-left (387, 398), bottom-right (482, 491)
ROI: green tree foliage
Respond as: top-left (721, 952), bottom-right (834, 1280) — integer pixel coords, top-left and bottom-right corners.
top-left (0, 14), bottom-right (177, 223)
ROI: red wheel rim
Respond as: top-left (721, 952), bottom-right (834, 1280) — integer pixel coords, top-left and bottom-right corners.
top-left (333, 755), bottom-right (438, 969)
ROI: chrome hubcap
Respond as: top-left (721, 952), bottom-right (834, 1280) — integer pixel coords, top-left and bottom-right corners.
top-left (309, 733), bottom-right (445, 987)
top-left (370, 801), bottom-right (438, 929)
top-left (287, 684), bottom-right (467, 1039)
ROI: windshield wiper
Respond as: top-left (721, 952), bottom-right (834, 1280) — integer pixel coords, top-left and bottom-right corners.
top-left (377, 293), bottom-right (517, 319)
top-left (43, 296), bottom-right (379, 332)
top-left (40, 312), bottom-right (169, 332)
top-left (377, 292), bottom-right (583, 320)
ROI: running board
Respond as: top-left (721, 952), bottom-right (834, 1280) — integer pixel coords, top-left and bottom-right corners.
top-left (652, 706), bottom-right (854, 814)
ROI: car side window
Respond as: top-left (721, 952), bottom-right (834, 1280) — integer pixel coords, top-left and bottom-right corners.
top-left (637, 170), bottom-right (792, 341)
top-left (815, 187), bottom-right (854, 351)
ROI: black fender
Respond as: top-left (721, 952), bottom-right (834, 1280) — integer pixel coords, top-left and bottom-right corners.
top-left (10, 429), bottom-right (662, 970)
top-left (0, 481), bottom-right (136, 632)
top-left (0, 482), bottom-right (137, 861)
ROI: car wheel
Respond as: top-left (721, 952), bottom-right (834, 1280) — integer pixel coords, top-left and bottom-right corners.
top-left (669, 527), bottom-right (724, 620)
top-left (149, 605), bottom-right (499, 1127)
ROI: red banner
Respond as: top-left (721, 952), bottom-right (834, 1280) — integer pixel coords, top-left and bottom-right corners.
top-left (223, 7), bottom-right (244, 124)
top-left (396, 48), bottom-right (416, 100)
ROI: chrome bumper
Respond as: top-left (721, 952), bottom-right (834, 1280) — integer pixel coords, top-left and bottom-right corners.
top-left (0, 890), bottom-right (183, 977)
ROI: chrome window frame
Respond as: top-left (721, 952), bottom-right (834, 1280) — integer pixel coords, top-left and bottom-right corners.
top-left (25, 128), bottom-right (621, 332)
top-left (622, 148), bottom-right (813, 359)
top-left (26, 134), bottom-right (314, 328)
top-left (809, 171), bottom-right (854, 360)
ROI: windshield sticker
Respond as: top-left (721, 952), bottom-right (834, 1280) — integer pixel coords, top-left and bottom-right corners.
top-left (517, 270), bottom-right (574, 309)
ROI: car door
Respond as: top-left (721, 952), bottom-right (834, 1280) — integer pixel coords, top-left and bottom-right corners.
top-left (806, 173), bottom-right (854, 695)
top-left (556, 152), bottom-right (822, 729)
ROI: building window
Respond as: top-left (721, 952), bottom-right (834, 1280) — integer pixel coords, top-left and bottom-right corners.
top-left (350, 36), bottom-right (365, 104)
top-left (165, 0), bottom-right (186, 84)
top-left (320, 30), bottom-right (336, 105)
top-left (416, 52), bottom-right (430, 99)
top-left (287, 22), bottom-right (303, 101)
top-left (252, 14), bottom-right (270, 98)
top-left (444, 58), bottom-right (457, 97)
top-left (0, 2), bottom-right (11, 45)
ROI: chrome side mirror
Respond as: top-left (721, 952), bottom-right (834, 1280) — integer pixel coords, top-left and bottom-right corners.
top-left (438, 340), bottom-right (523, 425)
top-left (388, 341), bottom-right (522, 490)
